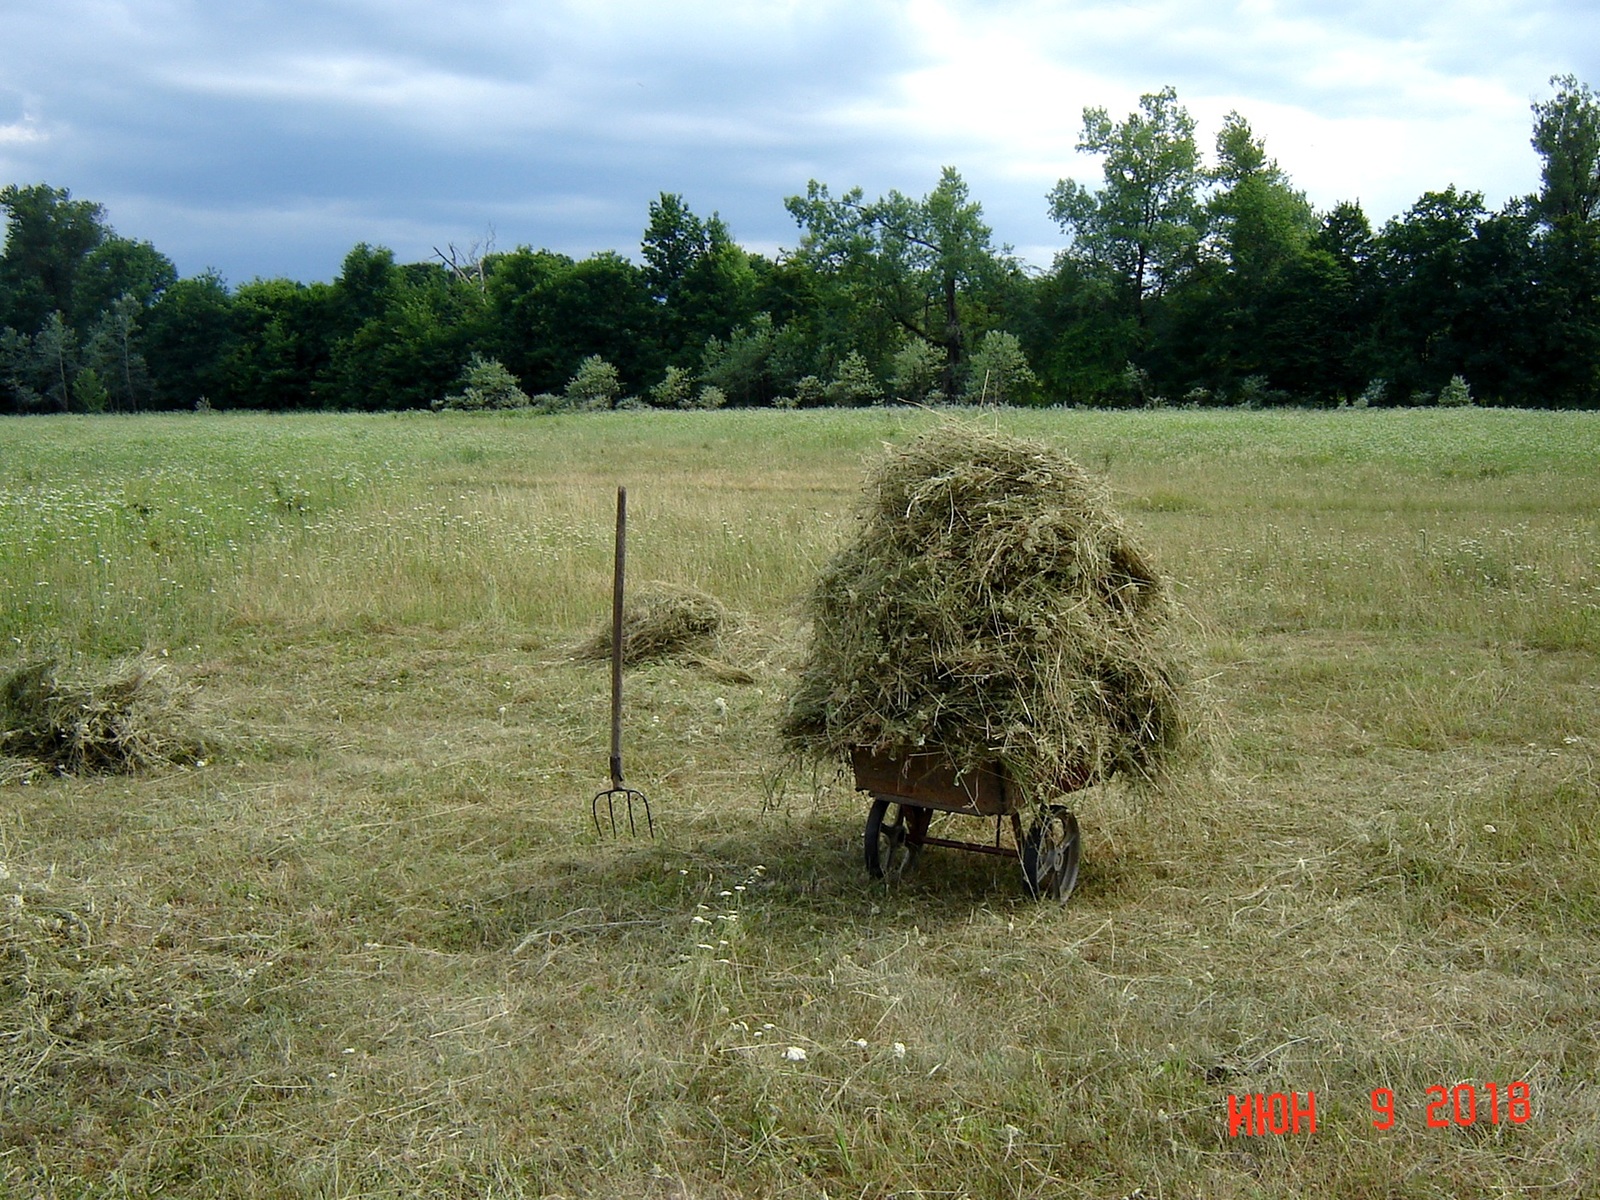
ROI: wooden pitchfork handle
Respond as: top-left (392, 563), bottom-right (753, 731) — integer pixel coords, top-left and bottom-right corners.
top-left (609, 484), bottom-right (628, 788)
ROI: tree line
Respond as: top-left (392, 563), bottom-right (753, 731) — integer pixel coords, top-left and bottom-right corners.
top-left (4, 77), bottom-right (1599, 415)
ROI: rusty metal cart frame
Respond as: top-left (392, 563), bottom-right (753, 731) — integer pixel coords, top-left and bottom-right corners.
top-left (851, 747), bottom-right (1085, 902)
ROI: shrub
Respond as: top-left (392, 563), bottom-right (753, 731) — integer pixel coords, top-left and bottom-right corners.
top-left (564, 355), bottom-right (621, 410)
top-left (827, 351), bottom-right (882, 407)
top-left (1354, 378), bottom-right (1387, 409)
top-left (961, 331), bottom-right (1037, 405)
top-left (433, 353), bottom-right (531, 411)
top-left (791, 375), bottom-right (828, 408)
top-left (890, 339), bottom-right (947, 404)
top-left (649, 365), bottom-right (695, 409)
top-left (1120, 361), bottom-right (1153, 408)
top-left (1437, 375), bottom-right (1473, 407)
top-left (75, 366), bottom-right (111, 413)
top-left (693, 385), bottom-right (727, 410)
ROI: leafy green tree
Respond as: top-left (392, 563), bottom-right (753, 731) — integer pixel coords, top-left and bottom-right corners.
top-left (649, 364), bottom-right (695, 408)
top-left (1529, 76), bottom-right (1600, 407)
top-left (1452, 204), bottom-right (1543, 405)
top-left (0, 326), bottom-right (39, 411)
top-left (224, 278), bottom-right (339, 409)
top-left (332, 243), bottom-right (401, 333)
top-left (70, 236), bottom-right (177, 330)
top-left (1022, 258), bottom-right (1140, 405)
top-left (32, 311), bottom-right (79, 411)
top-left (692, 384), bottom-right (727, 410)
top-left (699, 312), bottom-right (803, 406)
top-left (484, 247), bottom-right (571, 388)
top-left (1159, 113), bottom-right (1321, 397)
top-left (142, 272), bottom-right (238, 409)
top-left (0, 184), bottom-right (110, 334)
top-left (641, 193), bottom-right (756, 363)
top-left (1207, 113), bottom-right (1315, 288)
top-left (1048, 86), bottom-right (1205, 328)
top-left (1370, 187), bottom-right (1490, 399)
top-left (73, 365), bottom-right (110, 412)
top-left (1531, 74), bottom-right (1600, 226)
top-left (1299, 201), bottom-right (1384, 400)
top-left (329, 258), bottom-right (483, 410)
top-left (84, 294), bottom-right (152, 412)
top-left (788, 374), bottom-right (828, 408)
top-left (785, 167), bottom-right (1011, 394)
top-left (486, 249), bottom-right (656, 394)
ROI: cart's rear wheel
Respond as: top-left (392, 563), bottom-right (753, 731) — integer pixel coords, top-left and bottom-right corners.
top-left (1021, 806), bottom-right (1081, 902)
top-left (864, 799), bottom-right (929, 881)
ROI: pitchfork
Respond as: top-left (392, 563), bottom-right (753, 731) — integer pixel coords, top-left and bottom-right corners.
top-left (592, 485), bottom-right (654, 838)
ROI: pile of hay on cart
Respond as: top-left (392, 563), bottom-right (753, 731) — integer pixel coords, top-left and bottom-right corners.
top-left (781, 423), bottom-right (1189, 802)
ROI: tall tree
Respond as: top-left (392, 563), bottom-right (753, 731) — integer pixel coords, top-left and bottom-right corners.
top-left (1207, 112), bottom-right (1315, 287)
top-left (0, 184), bottom-right (110, 334)
top-left (32, 311), bottom-right (79, 412)
top-left (1530, 76), bottom-right (1600, 407)
top-left (640, 193), bottom-right (755, 366)
top-left (332, 242), bottom-right (401, 333)
top-left (0, 326), bottom-right (40, 412)
top-left (84, 293), bottom-right (152, 412)
top-left (1166, 113), bottom-right (1319, 396)
top-left (331, 260), bottom-right (483, 410)
top-left (486, 248), bottom-right (656, 394)
top-left (1371, 187), bottom-right (1490, 399)
top-left (224, 278), bottom-right (339, 409)
top-left (142, 272), bottom-right (238, 409)
top-left (785, 166), bottom-right (1010, 393)
top-left (1532, 74), bottom-right (1600, 227)
top-left (1048, 86), bottom-right (1204, 328)
top-left (70, 235), bottom-right (177, 330)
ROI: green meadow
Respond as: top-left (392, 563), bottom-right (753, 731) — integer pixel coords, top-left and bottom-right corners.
top-left (2, 407), bottom-right (1597, 1197)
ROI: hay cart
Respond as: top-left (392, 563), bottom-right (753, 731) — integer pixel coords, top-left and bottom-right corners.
top-left (851, 747), bottom-right (1086, 902)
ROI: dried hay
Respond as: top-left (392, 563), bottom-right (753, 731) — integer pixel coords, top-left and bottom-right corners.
top-left (0, 654), bottom-right (210, 781)
top-left (577, 582), bottom-right (729, 667)
top-left (781, 423), bottom-right (1190, 802)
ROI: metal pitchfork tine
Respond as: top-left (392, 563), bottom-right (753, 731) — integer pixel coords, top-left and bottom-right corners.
top-left (592, 485), bottom-right (654, 838)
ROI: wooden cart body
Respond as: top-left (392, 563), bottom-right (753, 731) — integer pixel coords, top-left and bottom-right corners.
top-left (850, 747), bottom-right (1085, 901)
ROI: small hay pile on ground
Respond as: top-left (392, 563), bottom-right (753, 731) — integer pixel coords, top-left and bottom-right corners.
top-left (0, 655), bottom-right (210, 782)
top-left (781, 423), bottom-right (1189, 799)
top-left (577, 582), bottom-right (728, 667)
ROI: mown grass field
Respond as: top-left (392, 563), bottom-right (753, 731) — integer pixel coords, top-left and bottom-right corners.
top-left (2, 406), bottom-right (1597, 1198)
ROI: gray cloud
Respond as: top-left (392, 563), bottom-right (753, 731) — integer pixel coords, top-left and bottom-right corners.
top-left (0, 0), bottom-right (1587, 282)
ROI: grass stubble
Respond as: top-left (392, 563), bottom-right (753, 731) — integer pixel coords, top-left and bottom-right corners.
top-left (0, 407), bottom-right (1597, 1198)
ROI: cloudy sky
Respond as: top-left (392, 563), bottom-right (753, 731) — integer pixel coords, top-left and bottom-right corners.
top-left (1, 0), bottom-right (1593, 284)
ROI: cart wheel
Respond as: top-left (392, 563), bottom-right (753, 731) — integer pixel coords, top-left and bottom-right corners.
top-left (1021, 806), bottom-right (1081, 902)
top-left (864, 799), bottom-right (928, 881)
